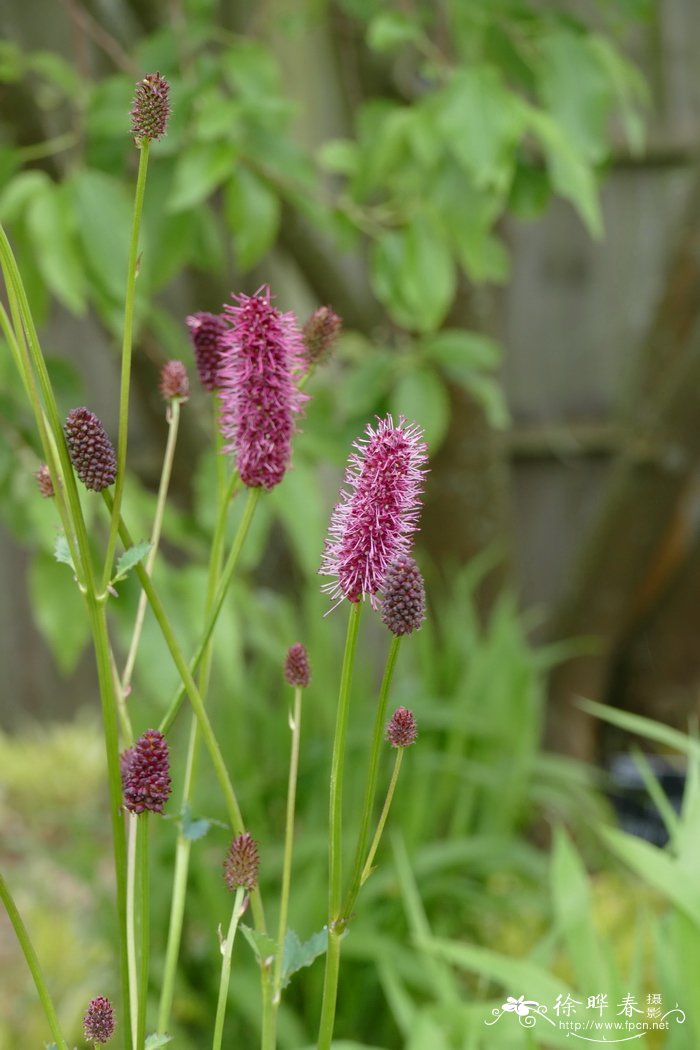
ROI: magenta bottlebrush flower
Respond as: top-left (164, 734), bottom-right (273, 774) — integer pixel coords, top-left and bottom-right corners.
top-left (122, 729), bottom-right (171, 815)
top-left (223, 832), bottom-right (260, 892)
top-left (64, 408), bottom-right (117, 492)
top-left (386, 707), bottom-right (417, 748)
top-left (381, 554), bottom-right (426, 636)
top-left (130, 71), bottom-right (170, 142)
top-left (320, 415), bottom-right (428, 608)
top-left (160, 359), bottom-right (189, 401)
top-left (218, 287), bottom-right (307, 490)
top-left (83, 995), bottom-right (116, 1044)
top-left (186, 311), bottom-right (226, 391)
top-left (302, 305), bottom-right (342, 367)
top-left (35, 464), bottom-right (55, 498)
top-left (284, 643), bottom-right (310, 688)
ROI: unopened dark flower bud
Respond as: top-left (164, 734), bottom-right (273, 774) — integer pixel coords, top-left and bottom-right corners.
top-left (223, 832), bottom-right (260, 892)
top-left (130, 71), bottom-right (170, 143)
top-left (186, 312), bottom-right (226, 391)
top-left (160, 359), bottom-right (189, 401)
top-left (284, 643), bottom-right (310, 687)
top-left (64, 408), bottom-right (117, 492)
top-left (83, 995), bottom-right (116, 1044)
top-left (386, 707), bottom-right (417, 748)
top-left (122, 729), bottom-right (171, 815)
top-left (381, 554), bottom-right (426, 636)
top-left (35, 464), bottom-right (55, 498)
top-left (302, 305), bottom-right (341, 366)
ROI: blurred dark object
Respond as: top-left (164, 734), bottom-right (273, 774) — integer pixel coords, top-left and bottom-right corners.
top-left (606, 752), bottom-right (685, 847)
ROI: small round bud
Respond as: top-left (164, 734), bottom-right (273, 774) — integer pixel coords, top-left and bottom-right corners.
top-left (302, 306), bottom-right (341, 366)
top-left (35, 464), bottom-right (55, 498)
top-left (223, 832), bottom-right (260, 892)
top-left (386, 707), bottom-right (417, 748)
top-left (83, 996), bottom-right (116, 1044)
top-left (186, 311), bottom-right (226, 391)
top-left (381, 554), bottom-right (426, 636)
top-left (122, 729), bottom-right (171, 815)
top-left (160, 359), bottom-right (189, 401)
top-left (130, 71), bottom-right (170, 142)
top-left (284, 643), bottom-right (310, 687)
top-left (64, 408), bottom-right (117, 492)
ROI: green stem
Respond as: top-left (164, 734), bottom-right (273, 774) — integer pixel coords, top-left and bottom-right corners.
top-left (101, 140), bottom-right (150, 592)
top-left (136, 814), bottom-right (150, 1050)
top-left (360, 749), bottom-right (405, 885)
top-left (317, 601), bottom-right (363, 1050)
top-left (0, 870), bottom-right (69, 1050)
top-left (212, 886), bottom-right (245, 1050)
top-left (342, 636), bottom-right (401, 920)
top-left (101, 491), bottom-right (267, 935)
top-left (126, 814), bottom-right (139, 1050)
top-left (122, 398), bottom-right (181, 691)
top-left (273, 686), bottom-right (304, 1003)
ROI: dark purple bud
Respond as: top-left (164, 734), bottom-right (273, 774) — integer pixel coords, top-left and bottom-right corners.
top-left (64, 408), bottom-right (117, 492)
top-left (122, 729), bottom-right (171, 815)
top-left (386, 707), bottom-right (417, 748)
top-left (35, 464), bottom-right (55, 498)
top-left (284, 643), bottom-right (310, 688)
top-left (160, 359), bottom-right (189, 401)
top-left (83, 995), bottom-right (116, 1044)
top-left (185, 312), bottom-right (226, 391)
top-left (223, 832), bottom-right (260, 892)
top-left (302, 305), bottom-right (342, 366)
top-left (130, 71), bottom-right (170, 142)
top-left (381, 554), bottom-right (426, 636)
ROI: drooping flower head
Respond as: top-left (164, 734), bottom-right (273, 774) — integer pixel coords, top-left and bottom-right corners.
top-left (320, 416), bottom-right (428, 608)
top-left (218, 287), bottom-right (307, 490)
top-left (381, 554), bottom-right (426, 636)
top-left (83, 995), bottom-right (116, 1044)
top-left (130, 71), bottom-right (170, 143)
top-left (159, 359), bottom-right (189, 401)
top-left (302, 305), bottom-right (342, 367)
top-left (185, 311), bottom-right (226, 391)
top-left (223, 832), bottom-right (260, 892)
top-left (284, 642), bottom-right (311, 687)
top-left (121, 729), bottom-right (171, 815)
top-left (386, 707), bottom-right (417, 748)
top-left (64, 408), bottom-right (117, 492)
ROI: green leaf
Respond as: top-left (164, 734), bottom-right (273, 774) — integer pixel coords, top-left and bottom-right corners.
top-left (224, 167), bottom-right (280, 270)
top-left (420, 330), bottom-right (501, 378)
top-left (280, 927), bottom-right (328, 988)
top-left (391, 368), bottom-right (450, 451)
top-left (551, 829), bottom-right (608, 993)
top-left (601, 827), bottom-right (700, 928)
top-left (25, 181), bottom-right (86, 314)
top-left (525, 107), bottom-right (602, 238)
top-left (458, 371), bottom-right (509, 429)
top-left (577, 698), bottom-right (700, 760)
top-left (0, 170), bottom-right (51, 223)
top-left (367, 12), bottom-right (422, 53)
top-left (371, 214), bottom-right (455, 333)
top-left (70, 169), bottom-right (133, 300)
top-left (27, 52), bottom-right (82, 99)
top-left (317, 139), bottom-right (359, 176)
top-left (113, 541), bottom-right (151, 583)
top-left (240, 924), bottom-right (277, 966)
top-left (145, 1036), bottom-right (174, 1049)
top-left (180, 803), bottom-right (212, 842)
top-left (54, 534), bottom-right (75, 571)
top-left (169, 141), bottom-right (238, 212)
top-left (29, 551), bottom-right (89, 674)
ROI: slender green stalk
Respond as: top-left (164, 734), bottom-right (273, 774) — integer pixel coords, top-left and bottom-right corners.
top-left (0, 870), bottom-right (69, 1050)
top-left (273, 686), bottom-right (304, 1003)
top-left (212, 886), bottom-right (245, 1050)
top-left (136, 814), bottom-right (150, 1050)
top-left (126, 814), bottom-right (139, 1050)
top-left (361, 749), bottom-right (405, 885)
top-left (317, 601), bottom-right (363, 1050)
top-left (101, 492), bottom-right (267, 934)
top-left (101, 140), bottom-right (151, 592)
top-left (122, 397), bottom-right (182, 691)
top-left (342, 636), bottom-right (401, 921)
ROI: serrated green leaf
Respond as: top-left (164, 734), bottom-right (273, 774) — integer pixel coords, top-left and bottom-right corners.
top-left (280, 927), bottom-right (328, 988)
top-left (54, 534), bottom-right (75, 571)
top-left (240, 923), bottom-right (277, 965)
top-left (180, 802), bottom-right (211, 842)
top-left (224, 167), bottom-right (280, 270)
top-left (25, 182), bottom-right (86, 314)
top-left (113, 541), bottom-right (151, 583)
top-left (29, 551), bottom-right (89, 674)
top-left (169, 141), bottom-right (238, 212)
top-left (145, 1035), bottom-right (173, 1049)
top-left (391, 368), bottom-right (449, 451)
top-left (368, 12), bottom-right (422, 53)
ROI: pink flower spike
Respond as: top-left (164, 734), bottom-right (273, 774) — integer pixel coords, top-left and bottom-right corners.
top-left (320, 415), bottom-right (428, 609)
top-left (218, 287), bottom-right (308, 490)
